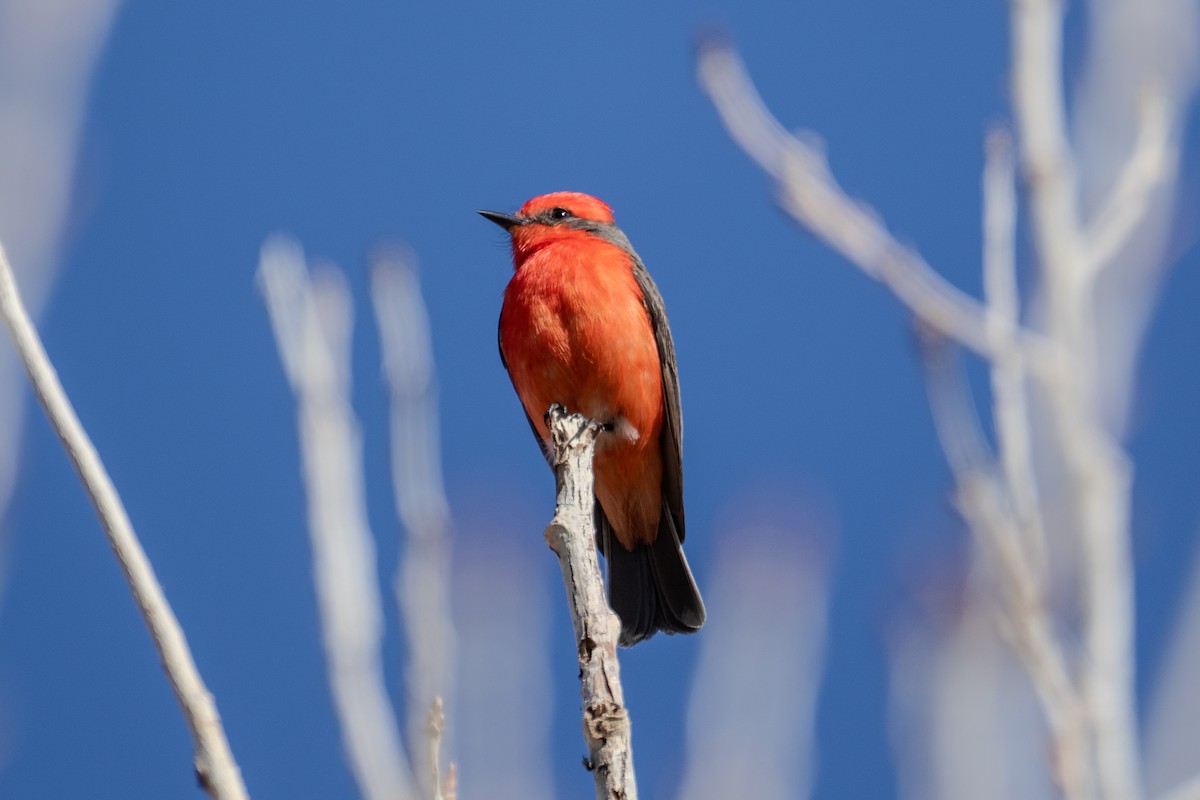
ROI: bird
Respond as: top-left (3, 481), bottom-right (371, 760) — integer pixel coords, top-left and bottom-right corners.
top-left (480, 191), bottom-right (705, 646)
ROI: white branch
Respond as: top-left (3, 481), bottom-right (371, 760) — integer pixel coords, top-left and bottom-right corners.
top-left (543, 405), bottom-right (637, 800)
top-left (453, 540), bottom-right (554, 800)
top-left (1013, 2), bottom-right (1143, 796)
top-left (700, 6), bottom-right (1179, 794)
top-left (680, 529), bottom-right (828, 800)
top-left (0, 0), bottom-right (123, 614)
top-left (695, 38), bottom-right (1054, 372)
top-left (918, 333), bottom-right (1090, 799)
top-left (1070, 0), bottom-right (1199, 437)
top-left (888, 572), bottom-right (1057, 800)
top-left (1081, 88), bottom-right (1175, 278)
top-left (1012, 0), bottom-right (1087, 311)
top-left (982, 128), bottom-right (1048, 585)
top-left (258, 236), bottom-right (417, 800)
top-left (0, 241), bottom-right (247, 799)
top-left (370, 247), bottom-right (457, 796)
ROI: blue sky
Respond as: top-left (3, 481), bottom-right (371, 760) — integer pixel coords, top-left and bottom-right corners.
top-left (2, 2), bottom-right (1199, 798)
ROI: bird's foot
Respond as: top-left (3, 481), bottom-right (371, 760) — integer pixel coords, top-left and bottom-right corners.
top-left (544, 404), bottom-right (606, 452)
top-left (545, 403), bottom-right (568, 427)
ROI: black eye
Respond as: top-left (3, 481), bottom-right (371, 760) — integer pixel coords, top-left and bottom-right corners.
top-left (549, 207), bottom-right (572, 220)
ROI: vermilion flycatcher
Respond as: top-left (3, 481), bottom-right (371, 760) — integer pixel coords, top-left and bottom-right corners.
top-left (481, 191), bottom-right (705, 646)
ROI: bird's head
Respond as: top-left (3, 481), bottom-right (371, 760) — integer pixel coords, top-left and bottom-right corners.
top-left (480, 192), bottom-right (624, 265)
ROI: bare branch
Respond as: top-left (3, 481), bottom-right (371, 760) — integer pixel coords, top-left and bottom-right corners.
top-left (918, 331), bottom-right (1090, 799)
top-left (1012, 2), bottom-right (1144, 795)
top-left (695, 38), bottom-right (1054, 371)
top-left (1081, 88), bottom-right (1175, 277)
top-left (982, 128), bottom-right (1048, 582)
top-left (1070, 0), bottom-right (1199, 437)
top-left (0, 241), bottom-right (247, 799)
top-left (0, 0), bottom-right (123, 619)
top-left (370, 247), bottom-right (458, 791)
top-left (700, 7), bottom-right (1177, 795)
top-left (259, 236), bottom-right (417, 800)
top-left (454, 539), bottom-right (554, 800)
top-left (680, 528), bottom-right (828, 800)
top-left (1012, 0), bottom-right (1084, 290)
top-left (888, 574), bottom-right (1057, 800)
top-left (543, 405), bottom-right (637, 800)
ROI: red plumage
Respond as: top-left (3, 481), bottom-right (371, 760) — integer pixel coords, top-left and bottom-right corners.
top-left (483, 191), bottom-right (705, 645)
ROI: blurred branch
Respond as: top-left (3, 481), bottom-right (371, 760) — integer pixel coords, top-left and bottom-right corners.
top-left (888, 570), bottom-right (1057, 800)
top-left (0, 241), bottom-right (247, 799)
top-left (680, 527), bottom-right (828, 800)
top-left (1012, 1), bottom-right (1142, 795)
top-left (259, 236), bottom-right (417, 800)
top-left (694, 38), bottom-right (1055, 373)
top-left (1012, 0), bottom-right (1084, 292)
top-left (370, 247), bottom-right (457, 795)
top-left (453, 537), bottom-right (554, 800)
top-left (1081, 89), bottom-right (1175, 277)
top-left (1070, 0), bottom-right (1199, 437)
top-left (697, 2), bottom-right (1191, 790)
top-left (918, 330), bottom-right (1089, 799)
top-left (982, 129), bottom-right (1047, 582)
top-left (0, 0), bottom-right (123, 616)
top-left (543, 405), bottom-right (636, 800)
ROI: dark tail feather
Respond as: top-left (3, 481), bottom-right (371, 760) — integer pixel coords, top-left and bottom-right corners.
top-left (599, 504), bottom-right (706, 647)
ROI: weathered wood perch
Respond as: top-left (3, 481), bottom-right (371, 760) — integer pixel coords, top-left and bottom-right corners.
top-left (543, 404), bottom-right (638, 800)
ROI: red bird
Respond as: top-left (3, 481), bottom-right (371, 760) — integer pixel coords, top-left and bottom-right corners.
top-left (481, 191), bottom-right (705, 645)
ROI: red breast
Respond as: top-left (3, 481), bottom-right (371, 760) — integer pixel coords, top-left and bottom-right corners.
top-left (497, 194), bottom-right (665, 548)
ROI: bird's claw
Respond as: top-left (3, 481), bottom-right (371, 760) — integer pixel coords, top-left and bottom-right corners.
top-left (544, 404), bottom-right (608, 445)
top-left (544, 403), bottom-right (568, 426)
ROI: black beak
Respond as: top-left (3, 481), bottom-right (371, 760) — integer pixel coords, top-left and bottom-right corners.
top-left (478, 209), bottom-right (526, 231)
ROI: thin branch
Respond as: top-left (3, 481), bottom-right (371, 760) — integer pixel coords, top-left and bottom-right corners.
top-left (887, 568), bottom-right (1052, 800)
top-left (453, 539), bottom-right (555, 799)
top-left (258, 236), bottom-right (417, 800)
top-left (695, 38), bottom-right (1055, 372)
top-left (370, 247), bottom-right (457, 792)
top-left (0, 241), bottom-right (247, 799)
top-left (0, 0), bottom-right (123, 563)
top-left (1011, 0), bottom-right (1084, 289)
top-left (680, 529), bottom-right (828, 800)
top-left (1081, 88), bottom-right (1175, 278)
top-left (543, 405), bottom-right (637, 800)
top-left (982, 128), bottom-right (1048, 583)
top-left (700, 18), bottom-right (1158, 800)
top-left (1012, 2), bottom-right (1143, 796)
top-left (918, 330), bottom-right (1090, 799)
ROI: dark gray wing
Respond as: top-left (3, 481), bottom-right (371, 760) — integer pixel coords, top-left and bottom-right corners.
top-left (629, 253), bottom-right (686, 542)
top-left (584, 219), bottom-right (686, 540)
top-left (623, 248), bottom-right (704, 639)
